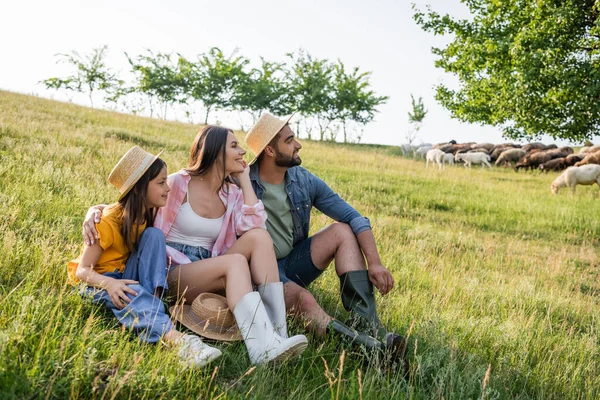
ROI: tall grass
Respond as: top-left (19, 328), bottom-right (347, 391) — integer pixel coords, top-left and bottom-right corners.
top-left (1, 90), bottom-right (599, 399)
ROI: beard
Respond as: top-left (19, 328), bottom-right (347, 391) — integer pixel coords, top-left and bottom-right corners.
top-left (274, 151), bottom-right (302, 167)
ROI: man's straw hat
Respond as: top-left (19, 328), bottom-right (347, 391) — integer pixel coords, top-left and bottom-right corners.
top-left (245, 113), bottom-right (294, 165)
top-left (108, 146), bottom-right (163, 200)
top-left (169, 293), bottom-right (242, 342)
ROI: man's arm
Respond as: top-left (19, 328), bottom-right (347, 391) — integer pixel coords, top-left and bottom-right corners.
top-left (311, 173), bottom-right (394, 295)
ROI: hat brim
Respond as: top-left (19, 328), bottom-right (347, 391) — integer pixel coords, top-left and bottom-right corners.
top-left (248, 113), bottom-right (294, 166)
top-left (169, 304), bottom-right (242, 342)
top-left (117, 150), bottom-right (164, 201)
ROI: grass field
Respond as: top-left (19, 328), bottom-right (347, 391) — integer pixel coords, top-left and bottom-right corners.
top-left (1, 90), bottom-right (599, 399)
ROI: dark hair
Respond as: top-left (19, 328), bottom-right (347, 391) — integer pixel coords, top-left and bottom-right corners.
top-left (185, 125), bottom-right (233, 192)
top-left (119, 157), bottom-right (167, 252)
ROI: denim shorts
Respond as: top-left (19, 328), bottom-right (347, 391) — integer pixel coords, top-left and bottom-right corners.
top-left (167, 242), bottom-right (212, 263)
top-left (277, 236), bottom-right (323, 288)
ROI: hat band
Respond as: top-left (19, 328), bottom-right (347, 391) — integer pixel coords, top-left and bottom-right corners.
top-left (119, 154), bottom-right (155, 194)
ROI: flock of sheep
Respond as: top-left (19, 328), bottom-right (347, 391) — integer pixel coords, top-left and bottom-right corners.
top-left (400, 141), bottom-right (600, 194)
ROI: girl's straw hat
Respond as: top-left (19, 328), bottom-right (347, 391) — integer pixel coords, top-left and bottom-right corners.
top-left (108, 146), bottom-right (163, 200)
top-left (169, 293), bottom-right (242, 342)
top-left (245, 113), bottom-right (294, 165)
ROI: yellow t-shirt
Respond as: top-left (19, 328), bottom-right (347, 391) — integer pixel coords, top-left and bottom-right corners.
top-left (67, 204), bottom-right (146, 285)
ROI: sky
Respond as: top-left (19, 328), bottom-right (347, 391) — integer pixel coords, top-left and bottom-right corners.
top-left (0, 0), bottom-right (591, 147)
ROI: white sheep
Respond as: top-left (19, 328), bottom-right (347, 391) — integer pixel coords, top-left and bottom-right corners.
top-left (415, 145), bottom-right (433, 159)
top-left (426, 148), bottom-right (445, 170)
top-left (454, 152), bottom-right (492, 169)
top-left (550, 164), bottom-right (600, 194)
top-left (443, 152), bottom-right (454, 166)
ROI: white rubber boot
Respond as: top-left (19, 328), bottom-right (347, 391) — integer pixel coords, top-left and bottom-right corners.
top-left (233, 291), bottom-right (308, 365)
top-left (258, 282), bottom-right (289, 338)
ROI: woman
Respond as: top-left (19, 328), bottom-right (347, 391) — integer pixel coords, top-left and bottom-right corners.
top-left (84, 126), bottom-right (307, 365)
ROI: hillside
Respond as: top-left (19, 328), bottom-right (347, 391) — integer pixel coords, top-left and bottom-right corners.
top-left (0, 90), bottom-right (599, 399)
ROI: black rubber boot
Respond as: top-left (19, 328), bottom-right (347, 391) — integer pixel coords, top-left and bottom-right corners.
top-left (326, 319), bottom-right (384, 352)
top-left (340, 270), bottom-right (408, 365)
top-left (339, 270), bottom-right (383, 337)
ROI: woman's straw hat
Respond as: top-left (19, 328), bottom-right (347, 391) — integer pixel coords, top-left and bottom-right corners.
top-left (108, 146), bottom-right (163, 200)
top-left (245, 113), bottom-right (294, 165)
top-left (169, 293), bottom-right (242, 342)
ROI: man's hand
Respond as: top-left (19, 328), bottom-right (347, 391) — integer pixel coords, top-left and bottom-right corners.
top-left (368, 263), bottom-right (394, 295)
top-left (104, 278), bottom-right (139, 310)
top-left (83, 205), bottom-right (106, 246)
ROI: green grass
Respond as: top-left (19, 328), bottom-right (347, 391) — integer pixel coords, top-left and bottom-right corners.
top-left (1, 90), bottom-right (599, 399)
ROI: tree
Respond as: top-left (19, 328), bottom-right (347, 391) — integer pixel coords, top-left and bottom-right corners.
top-left (178, 47), bottom-right (249, 124)
top-left (285, 50), bottom-right (335, 140)
top-left (413, 0), bottom-right (600, 142)
top-left (407, 94), bottom-right (427, 147)
top-left (231, 58), bottom-right (289, 125)
top-left (331, 60), bottom-right (388, 143)
top-left (127, 51), bottom-right (181, 119)
top-left (42, 46), bottom-right (120, 108)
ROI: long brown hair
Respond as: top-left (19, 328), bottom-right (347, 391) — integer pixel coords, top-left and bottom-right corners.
top-left (119, 157), bottom-right (166, 251)
top-left (185, 125), bottom-right (232, 192)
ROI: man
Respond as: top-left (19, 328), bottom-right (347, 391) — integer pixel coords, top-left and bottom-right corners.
top-left (245, 113), bottom-right (405, 357)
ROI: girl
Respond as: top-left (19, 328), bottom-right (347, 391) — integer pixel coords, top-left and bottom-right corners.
top-left (68, 146), bottom-right (221, 368)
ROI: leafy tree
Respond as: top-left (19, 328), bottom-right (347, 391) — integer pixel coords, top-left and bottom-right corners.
top-left (331, 60), bottom-right (388, 143)
top-left (285, 50), bottom-right (335, 140)
top-left (127, 51), bottom-right (181, 119)
top-left (413, 0), bottom-right (600, 142)
top-left (231, 58), bottom-right (289, 124)
top-left (42, 46), bottom-right (120, 108)
top-left (407, 94), bottom-right (427, 146)
top-left (178, 47), bottom-right (249, 124)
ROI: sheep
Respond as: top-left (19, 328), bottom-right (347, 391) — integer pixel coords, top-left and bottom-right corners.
top-left (551, 164), bottom-right (600, 194)
top-left (490, 144), bottom-right (521, 162)
top-left (455, 152), bottom-right (492, 169)
top-left (495, 148), bottom-right (526, 167)
top-left (544, 146), bottom-right (574, 160)
top-left (522, 142), bottom-right (547, 152)
top-left (414, 145), bottom-right (432, 159)
top-left (514, 152), bottom-right (553, 172)
top-left (443, 152), bottom-right (455, 166)
top-left (426, 148), bottom-right (445, 170)
top-left (538, 157), bottom-right (566, 173)
top-left (468, 147), bottom-right (490, 154)
top-left (575, 151), bottom-right (600, 166)
top-left (564, 154), bottom-right (584, 167)
top-left (471, 143), bottom-right (495, 151)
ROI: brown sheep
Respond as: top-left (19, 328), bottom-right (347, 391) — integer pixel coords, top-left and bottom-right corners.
top-left (539, 157), bottom-right (567, 173)
top-left (575, 151), bottom-right (600, 166)
top-left (471, 143), bottom-right (495, 151)
top-left (522, 142), bottom-right (547, 152)
top-left (495, 148), bottom-right (526, 167)
top-left (545, 147), bottom-right (574, 160)
top-left (580, 145), bottom-right (600, 154)
top-left (564, 154), bottom-right (584, 167)
top-left (490, 145), bottom-right (520, 162)
top-left (514, 151), bottom-right (553, 172)
top-left (468, 147), bottom-right (490, 154)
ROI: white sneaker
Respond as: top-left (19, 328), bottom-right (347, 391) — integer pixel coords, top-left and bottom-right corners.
top-left (176, 334), bottom-right (222, 368)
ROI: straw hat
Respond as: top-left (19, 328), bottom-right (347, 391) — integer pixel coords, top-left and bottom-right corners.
top-left (108, 146), bottom-right (163, 200)
top-left (245, 112), bottom-right (294, 165)
top-left (169, 293), bottom-right (242, 342)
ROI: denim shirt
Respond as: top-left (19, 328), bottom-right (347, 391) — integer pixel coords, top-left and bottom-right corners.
top-left (250, 164), bottom-right (371, 246)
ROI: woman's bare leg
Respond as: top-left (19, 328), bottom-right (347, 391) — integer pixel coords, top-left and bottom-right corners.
top-left (167, 253), bottom-right (253, 309)
top-left (225, 228), bottom-right (279, 286)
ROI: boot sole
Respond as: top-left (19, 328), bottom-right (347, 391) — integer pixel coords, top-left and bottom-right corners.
top-left (269, 339), bottom-right (308, 363)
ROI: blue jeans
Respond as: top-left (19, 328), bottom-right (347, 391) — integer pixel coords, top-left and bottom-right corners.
top-left (166, 242), bottom-right (212, 262)
top-left (83, 228), bottom-right (174, 343)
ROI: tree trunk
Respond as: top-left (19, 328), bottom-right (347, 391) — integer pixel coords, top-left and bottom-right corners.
top-left (204, 105), bottom-right (212, 125)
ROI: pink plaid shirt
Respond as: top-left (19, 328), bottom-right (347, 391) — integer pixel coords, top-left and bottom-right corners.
top-left (154, 169), bottom-right (267, 266)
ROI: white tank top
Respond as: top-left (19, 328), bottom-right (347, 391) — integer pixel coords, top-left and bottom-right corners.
top-left (165, 201), bottom-right (225, 250)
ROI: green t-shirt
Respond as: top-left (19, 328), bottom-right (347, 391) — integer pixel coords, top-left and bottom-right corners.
top-left (261, 181), bottom-right (294, 259)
